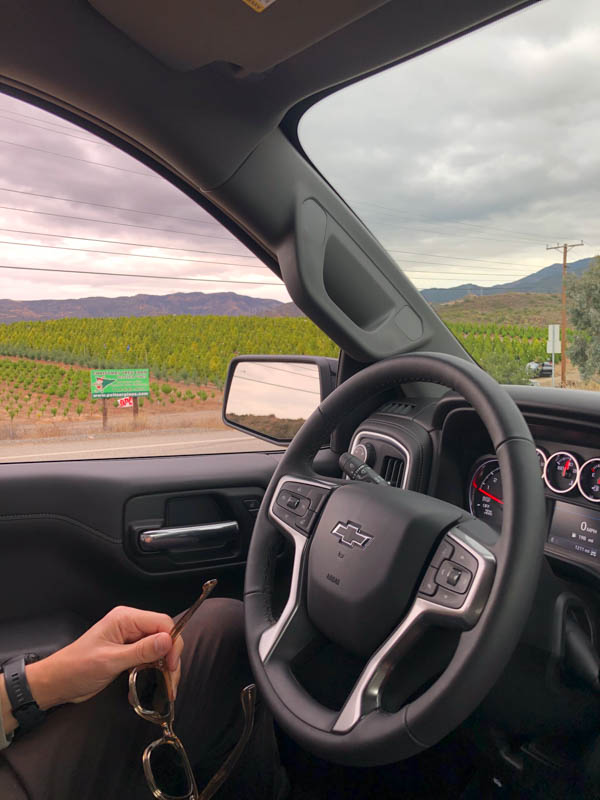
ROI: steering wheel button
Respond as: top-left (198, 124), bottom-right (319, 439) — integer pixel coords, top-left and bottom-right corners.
top-left (447, 567), bottom-right (461, 587)
top-left (434, 588), bottom-right (465, 609)
top-left (435, 560), bottom-right (473, 594)
top-left (277, 490), bottom-right (292, 507)
top-left (295, 510), bottom-right (316, 533)
top-left (449, 542), bottom-right (478, 575)
top-left (272, 505), bottom-right (300, 530)
top-left (418, 566), bottom-right (438, 596)
top-left (431, 539), bottom-right (454, 568)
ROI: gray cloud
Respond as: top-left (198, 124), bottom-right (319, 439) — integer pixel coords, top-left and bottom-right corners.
top-left (0, 98), bottom-right (287, 302)
top-left (300, 0), bottom-right (600, 287)
top-left (1, 0), bottom-right (599, 301)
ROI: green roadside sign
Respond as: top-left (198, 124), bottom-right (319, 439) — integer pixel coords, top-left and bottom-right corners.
top-left (90, 368), bottom-right (150, 399)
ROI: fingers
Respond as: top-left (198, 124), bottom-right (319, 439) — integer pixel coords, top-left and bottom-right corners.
top-left (106, 606), bottom-right (175, 644)
top-left (165, 634), bottom-right (183, 673)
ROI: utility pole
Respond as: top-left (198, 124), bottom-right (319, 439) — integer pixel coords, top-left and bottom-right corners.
top-left (546, 241), bottom-right (584, 388)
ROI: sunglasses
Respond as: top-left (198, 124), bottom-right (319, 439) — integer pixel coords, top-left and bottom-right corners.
top-left (129, 579), bottom-right (257, 800)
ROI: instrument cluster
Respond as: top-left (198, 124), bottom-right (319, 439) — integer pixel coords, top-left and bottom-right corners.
top-left (468, 448), bottom-right (600, 534)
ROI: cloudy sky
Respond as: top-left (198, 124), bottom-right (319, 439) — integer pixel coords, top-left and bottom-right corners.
top-left (0, 96), bottom-right (286, 303)
top-left (0, 0), bottom-right (599, 302)
top-left (301, 0), bottom-right (600, 289)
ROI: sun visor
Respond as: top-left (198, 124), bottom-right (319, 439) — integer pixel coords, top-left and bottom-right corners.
top-left (89, 0), bottom-right (390, 73)
top-left (279, 198), bottom-right (428, 362)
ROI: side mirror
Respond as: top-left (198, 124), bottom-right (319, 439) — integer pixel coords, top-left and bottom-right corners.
top-left (222, 355), bottom-right (337, 445)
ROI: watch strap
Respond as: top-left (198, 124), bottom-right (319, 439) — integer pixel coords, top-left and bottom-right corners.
top-left (2, 656), bottom-right (46, 733)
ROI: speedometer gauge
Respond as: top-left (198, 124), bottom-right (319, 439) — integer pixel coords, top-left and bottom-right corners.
top-left (469, 458), bottom-right (503, 533)
top-left (544, 451), bottom-right (580, 494)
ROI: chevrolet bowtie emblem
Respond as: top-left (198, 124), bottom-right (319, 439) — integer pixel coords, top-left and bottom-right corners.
top-left (331, 521), bottom-right (373, 549)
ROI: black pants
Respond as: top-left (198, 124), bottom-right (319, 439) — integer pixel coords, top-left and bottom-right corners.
top-left (0, 598), bottom-right (281, 799)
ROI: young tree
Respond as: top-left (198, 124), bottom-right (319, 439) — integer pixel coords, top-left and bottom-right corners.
top-left (567, 256), bottom-right (600, 381)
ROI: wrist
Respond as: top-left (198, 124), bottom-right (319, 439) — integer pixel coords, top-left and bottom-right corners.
top-left (25, 654), bottom-right (67, 711)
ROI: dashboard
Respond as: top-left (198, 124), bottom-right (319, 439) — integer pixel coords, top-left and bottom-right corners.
top-left (348, 385), bottom-right (600, 582)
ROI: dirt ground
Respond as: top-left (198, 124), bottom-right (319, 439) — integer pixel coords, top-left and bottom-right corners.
top-left (0, 355), bottom-right (227, 441)
top-left (536, 359), bottom-right (600, 392)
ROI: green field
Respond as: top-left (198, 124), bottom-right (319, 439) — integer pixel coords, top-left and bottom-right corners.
top-left (0, 306), bottom-right (566, 400)
top-left (0, 315), bottom-right (339, 388)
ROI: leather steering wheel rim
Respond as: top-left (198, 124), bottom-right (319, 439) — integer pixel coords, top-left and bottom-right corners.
top-left (244, 352), bottom-right (546, 766)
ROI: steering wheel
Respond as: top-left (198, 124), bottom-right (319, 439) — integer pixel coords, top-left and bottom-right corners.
top-left (244, 353), bottom-right (546, 765)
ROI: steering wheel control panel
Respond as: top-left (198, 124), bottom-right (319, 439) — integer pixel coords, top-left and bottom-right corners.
top-left (418, 536), bottom-right (478, 609)
top-left (272, 481), bottom-right (330, 535)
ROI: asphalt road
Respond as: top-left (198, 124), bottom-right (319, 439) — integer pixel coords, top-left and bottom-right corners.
top-left (0, 427), bottom-right (282, 462)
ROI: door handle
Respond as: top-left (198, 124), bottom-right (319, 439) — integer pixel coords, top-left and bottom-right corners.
top-left (139, 521), bottom-right (239, 552)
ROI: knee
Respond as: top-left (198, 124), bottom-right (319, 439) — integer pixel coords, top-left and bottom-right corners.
top-left (183, 596), bottom-right (246, 662)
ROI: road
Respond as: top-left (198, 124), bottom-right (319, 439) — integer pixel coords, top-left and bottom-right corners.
top-left (0, 427), bottom-right (282, 462)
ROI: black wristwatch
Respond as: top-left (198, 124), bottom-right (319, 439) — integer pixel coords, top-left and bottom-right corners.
top-left (1, 655), bottom-right (46, 733)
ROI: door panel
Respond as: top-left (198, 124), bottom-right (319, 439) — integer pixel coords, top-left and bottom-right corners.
top-left (0, 451), bottom-right (282, 661)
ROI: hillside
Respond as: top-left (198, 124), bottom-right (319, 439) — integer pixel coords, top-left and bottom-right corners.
top-left (421, 256), bottom-right (593, 304)
top-left (435, 292), bottom-right (562, 327)
top-left (0, 291), bottom-right (301, 324)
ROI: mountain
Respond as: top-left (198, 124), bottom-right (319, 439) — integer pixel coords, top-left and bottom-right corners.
top-left (420, 256), bottom-right (593, 304)
top-left (0, 291), bottom-right (301, 324)
top-left (435, 292), bottom-right (562, 327)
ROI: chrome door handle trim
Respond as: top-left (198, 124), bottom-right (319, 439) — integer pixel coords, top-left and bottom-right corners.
top-left (138, 521), bottom-right (239, 551)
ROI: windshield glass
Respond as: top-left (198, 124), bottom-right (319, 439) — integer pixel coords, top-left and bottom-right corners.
top-left (299, 0), bottom-right (600, 390)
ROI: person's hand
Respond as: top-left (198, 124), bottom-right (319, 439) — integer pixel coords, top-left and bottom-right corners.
top-left (26, 606), bottom-right (183, 710)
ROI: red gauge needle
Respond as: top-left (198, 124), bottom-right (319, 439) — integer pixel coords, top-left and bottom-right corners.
top-left (472, 481), bottom-right (503, 505)
top-left (563, 459), bottom-right (571, 478)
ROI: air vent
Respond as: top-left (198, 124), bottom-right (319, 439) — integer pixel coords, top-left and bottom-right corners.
top-left (378, 401), bottom-right (416, 416)
top-left (382, 455), bottom-right (405, 487)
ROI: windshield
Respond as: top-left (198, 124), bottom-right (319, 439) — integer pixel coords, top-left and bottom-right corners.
top-left (299, 0), bottom-right (600, 390)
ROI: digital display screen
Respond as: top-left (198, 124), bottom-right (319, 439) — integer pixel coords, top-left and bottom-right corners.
top-left (548, 501), bottom-right (600, 561)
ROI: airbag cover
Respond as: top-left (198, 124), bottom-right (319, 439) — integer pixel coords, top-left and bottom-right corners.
top-left (307, 483), bottom-right (465, 656)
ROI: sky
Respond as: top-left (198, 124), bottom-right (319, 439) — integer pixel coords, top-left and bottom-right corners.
top-left (300, 0), bottom-right (600, 289)
top-left (0, 97), bottom-right (287, 303)
top-left (0, 0), bottom-right (599, 302)
top-left (226, 361), bottom-right (321, 418)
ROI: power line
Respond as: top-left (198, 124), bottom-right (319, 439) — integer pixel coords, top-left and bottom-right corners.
top-left (393, 262), bottom-right (533, 277)
top-left (0, 190), bottom-right (582, 273)
top-left (385, 248), bottom-right (548, 270)
top-left (0, 225), bottom-right (542, 276)
top-left (362, 215), bottom-right (547, 247)
top-left (0, 226), bottom-right (261, 261)
top-left (0, 231), bottom-right (540, 279)
top-left (0, 138), bottom-right (156, 178)
top-left (0, 186), bottom-right (222, 227)
top-left (0, 112), bottom-right (111, 146)
top-left (0, 263), bottom-right (282, 286)
top-left (234, 374), bottom-right (319, 395)
top-left (0, 237), bottom-right (265, 268)
top-left (0, 105), bottom-right (80, 132)
top-left (0, 202), bottom-right (239, 240)
top-left (353, 199), bottom-right (568, 244)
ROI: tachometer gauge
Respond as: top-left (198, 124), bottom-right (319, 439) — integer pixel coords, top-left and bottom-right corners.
top-left (469, 458), bottom-right (503, 533)
top-left (577, 458), bottom-right (600, 503)
top-left (544, 451), bottom-right (580, 494)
